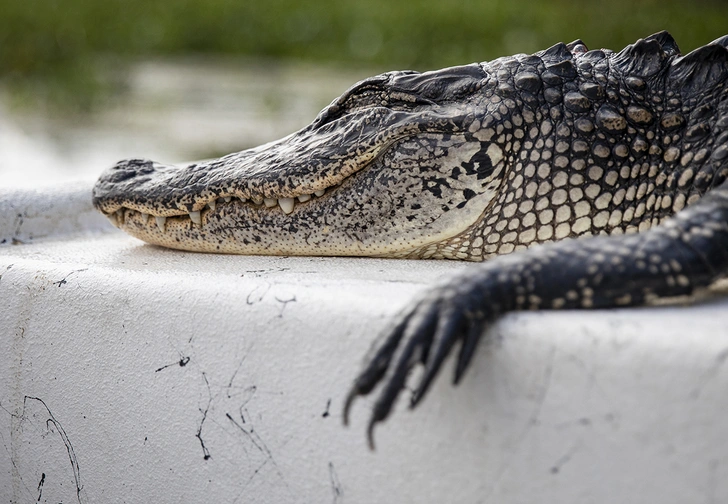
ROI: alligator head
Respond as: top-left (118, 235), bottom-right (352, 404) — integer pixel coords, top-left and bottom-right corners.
top-left (93, 63), bottom-right (511, 258)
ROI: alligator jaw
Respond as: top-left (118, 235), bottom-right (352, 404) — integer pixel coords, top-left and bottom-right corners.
top-left (93, 63), bottom-right (507, 258)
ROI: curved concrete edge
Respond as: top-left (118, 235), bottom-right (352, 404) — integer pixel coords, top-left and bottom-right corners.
top-left (0, 185), bottom-right (727, 503)
top-left (0, 180), bottom-right (112, 246)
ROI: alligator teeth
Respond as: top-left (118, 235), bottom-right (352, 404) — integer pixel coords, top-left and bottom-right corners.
top-left (251, 195), bottom-right (263, 205)
top-left (155, 216), bottom-right (166, 231)
top-left (140, 212), bottom-right (150, 224)
top-left (314, 189), bottom-right (326, 197)
top-left (208, 200), bottom-right (216, 211)
top-left (297, 194), bottom-right (311, 203)
top-left (240, 197), bottom-right (248, 203)
top-left (107, 213), bottom-right (118, 227)
top-left (224, 197), bottom-right (232, 203)
top-left (278, 197), bottom-right (295, 214)
top-left (189, 211), bottom-right (202, 225)
top-left (264, 198), bottom-right (277, 208)
top-left (116, 209), bottom-right (125, 225)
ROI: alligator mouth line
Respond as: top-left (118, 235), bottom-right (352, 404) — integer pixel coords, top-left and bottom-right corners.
top-left (104, 183), bottom-right (337, 231)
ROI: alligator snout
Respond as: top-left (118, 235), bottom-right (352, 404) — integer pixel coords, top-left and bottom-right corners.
top-left (94, 158), bottom-right (207, 216)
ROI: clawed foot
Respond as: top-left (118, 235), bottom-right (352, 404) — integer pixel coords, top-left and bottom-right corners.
top-left (343, 268), bottom-right (502, 449)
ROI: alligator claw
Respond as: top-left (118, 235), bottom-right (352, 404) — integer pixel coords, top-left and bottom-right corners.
top-left (344, 270), bottom-right (500, 448)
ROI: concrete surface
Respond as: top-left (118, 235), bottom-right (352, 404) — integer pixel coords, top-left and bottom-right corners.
top-left (1, 182), bottom-right (727, 503)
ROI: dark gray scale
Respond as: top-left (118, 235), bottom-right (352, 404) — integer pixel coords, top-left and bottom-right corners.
top-left (426, 32), bottom-right (728, 264)
top-left (346, 31), bottom-right (728, 444)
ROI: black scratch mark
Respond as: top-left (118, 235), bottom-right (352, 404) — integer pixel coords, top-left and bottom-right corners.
top-left (225, 410), bottom-right (267, 456)
top-left (238, 385), bottom-right (257, 418)
top-left (322, 399), bottom-right (331, 418)
top-left (154, 356), bottom-right (191, 373)
top-left (550, 441), bottom-right (582, 475)
top-left (246, 283), bottom-right (271, 305)
top-left (226, 354), bottom-right (249, 399)
top-left (36, 472), bottom-right (45, 503)
top-left (196, 373), bottom-right (213, 460)
top-left (227, 409), bottom-right (289, 500)
top-left (52, 268), bottom-right (89, 287)
top-left (13, 212), bottom-right (24, 240)
top-left (329, 462), bottom-right (343, 503)
top-left (23, 396), bottom-right (86, 504)
top-left (226, 402), bottom-right (286, 482)
top-left (226, 412), bottom-right (257, 454)
top-left (242, 267), bottom-right (291, 277)
top-left (236, 456), bottom-right (271, 498)
top-left (274, 294), bottom-right (297, 317)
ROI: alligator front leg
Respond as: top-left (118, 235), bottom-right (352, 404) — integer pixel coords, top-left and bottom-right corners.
top-left (344, 179), bottom-right (728, 448)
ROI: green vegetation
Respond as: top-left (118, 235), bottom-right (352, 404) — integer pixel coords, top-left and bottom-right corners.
top-left (1, 0), bottom-right (727, 111)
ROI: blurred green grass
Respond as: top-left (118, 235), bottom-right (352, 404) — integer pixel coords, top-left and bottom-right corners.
top-left (1, 0), bottom-right (727, 111)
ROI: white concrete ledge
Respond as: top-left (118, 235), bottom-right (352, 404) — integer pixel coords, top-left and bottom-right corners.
top-left (0, 181), bottom-right (111, 246)
top-left (1, 183), bottom-right (727, 503)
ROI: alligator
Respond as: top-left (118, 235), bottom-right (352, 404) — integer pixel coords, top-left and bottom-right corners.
top-left (93, 31), bottom-right (728, 447)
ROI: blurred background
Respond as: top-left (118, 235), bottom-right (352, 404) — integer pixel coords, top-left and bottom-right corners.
top-left (1, 0), bottom-right (727, 187)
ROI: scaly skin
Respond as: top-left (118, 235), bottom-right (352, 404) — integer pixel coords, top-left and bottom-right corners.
top-left (93, 32), bottom-right (728, 445)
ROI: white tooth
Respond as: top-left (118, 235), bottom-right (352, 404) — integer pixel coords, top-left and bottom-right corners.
top-left (278, 197), bottom-right (294, 214)
top-left (116, 209), bottom-right (125, 224)
top-left (297, 194), bottom-right (311, 203)
top-left (264, 198), bottom-right (277, 208)
top-left (140, 212), bottom-right (149, 224)
top-left (189, 211), bottom-right (201, 225)
top-left (251, 195), bottom-right (263, 205)
top-left (107, 214), bottom-right (118, 227)
top-left (208, 199), bottom-right (216, 211)
top-left (224, 197), bottom-right (232, 203)
top-left (155, 216), bottom-right (167, 231)
top-left (239, 197), bottom-right (248, 203)
top-left (314, 189), bottom-right (326, 197)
